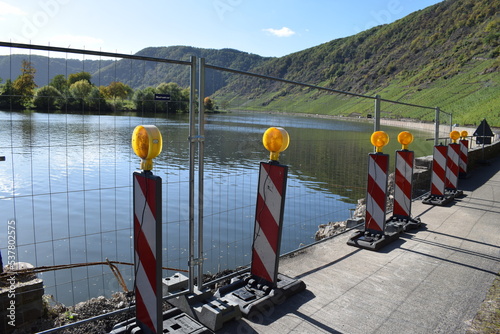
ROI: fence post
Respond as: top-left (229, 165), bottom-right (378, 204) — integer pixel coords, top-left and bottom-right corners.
top-left (197, 57), bottom-right (206, 290)
top-left (374, 95), bottom-right (381, 132)
top-left (434, 107), bottom-right (440, 146)
top-left (188, 55), bottom-right (197, 293)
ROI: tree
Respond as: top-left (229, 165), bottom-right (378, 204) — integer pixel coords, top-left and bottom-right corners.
top-left (106, 81), bottom-right (132, 100)
top-left (133, 87), bottom-right (156, 112)
top-left (0, 79), bottom-right (22, 110)
top-left (49, 74), bottom-right (69, 95)
top-left (13, 60), bottom-right (37, 108)
top-left (69, 79), bottom-right (93, 108)
top-left (70, 79), bottom-right (92, 99)
top-left (33, 85), bottom-right (62, 110)
top-left (87, 86), bottom-right (105, 111)
top-left (204, 97), bottom-right (214, 111)
top-left (68, 72), bottom-right (92, 86)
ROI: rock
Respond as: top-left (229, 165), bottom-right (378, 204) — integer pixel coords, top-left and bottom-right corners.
top-left (315, 221), bottom-right (347, 240)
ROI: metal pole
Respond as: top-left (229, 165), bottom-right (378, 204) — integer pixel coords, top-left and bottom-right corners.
top-left (434, 107), bottom-right (440, 146)
top-left (188, 55), bottom-right (197, 293)
top-left (482, 118), bottom-right (486, 161)
top-left (197, 58), bottom-right (205, 289)
top-left (449, 113), bottom-right (453, 134)
top-left (374, 95), bottom-right (381, 133)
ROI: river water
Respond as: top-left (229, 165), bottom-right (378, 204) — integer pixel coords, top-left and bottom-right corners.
top-left (0, 110), bottom-right (434, 305)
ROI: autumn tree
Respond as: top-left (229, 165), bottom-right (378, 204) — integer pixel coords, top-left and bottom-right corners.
top-left (13, 60), bottom-right (37, 108)
top-left (204, 97), bottom-right (214, 111)
top-left (105, 81), bottom-right (132, 100)
top-left (68, 72), bottom-right (91, 86)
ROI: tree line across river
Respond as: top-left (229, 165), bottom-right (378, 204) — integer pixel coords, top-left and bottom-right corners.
top-left (0, 60), bottom-right (217, 113)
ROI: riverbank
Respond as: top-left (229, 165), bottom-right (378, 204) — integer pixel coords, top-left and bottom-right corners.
top-left (234, 109), bottom-right (481, 136)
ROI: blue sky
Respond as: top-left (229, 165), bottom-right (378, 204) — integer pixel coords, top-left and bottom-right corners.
top-left (0, 0), bottom-right (444, 58)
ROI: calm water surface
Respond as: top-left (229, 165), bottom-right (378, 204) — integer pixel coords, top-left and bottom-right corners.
top-left (0, 110), bottom-right (433, 304)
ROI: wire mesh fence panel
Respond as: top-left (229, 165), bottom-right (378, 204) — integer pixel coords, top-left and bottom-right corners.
top-left (1, 44), bottom-right (483, 309)
top-left (0, 46), bottom-right (194, 306)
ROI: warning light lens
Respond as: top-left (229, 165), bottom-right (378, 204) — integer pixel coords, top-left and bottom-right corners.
top-left (263, 127), bottom-right (290, 161)
top-left (371, 131), bottom-right (389, 153)
top-left (397, 131), bottom-right (413, 149)
top-left (450, 130), bottom-right (460, 143)
top-left (460, 130), bottom-right (468, 139)
top-left (132, 125), bottom-right (163, 170)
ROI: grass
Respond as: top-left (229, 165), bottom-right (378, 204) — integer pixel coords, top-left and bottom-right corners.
top-left (467, 272), bottom-right (500, 333)
top-left (222, 57), bottom-right (500, 127)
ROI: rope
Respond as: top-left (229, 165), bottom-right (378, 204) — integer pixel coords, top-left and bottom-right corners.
top-left (105, 258), bottom-right (129, 293)
top-left (0, 261), bottom-right (188, 292)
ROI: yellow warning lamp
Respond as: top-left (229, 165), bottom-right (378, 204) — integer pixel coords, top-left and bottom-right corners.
top-left (450, 130), bottom-right (460, 144)
top-left (397, 131), bottom-right (414, 150)
top-left (262, 127), bottom-right (290, 161)
top-left (371, 131), bottom-right (389, 153)
top-left (460, 130), bottom-right (468, 140)
top-left (132, 125), bottom-right (163, 171)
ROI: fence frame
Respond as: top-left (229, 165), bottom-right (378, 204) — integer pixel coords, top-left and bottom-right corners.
top-left (0, 42), bottom-right (460, 332)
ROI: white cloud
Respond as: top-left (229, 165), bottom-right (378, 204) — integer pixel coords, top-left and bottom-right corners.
top-left (0, 2), bottom-right (26, 16)
top-left (262, 27), bottom-right (296, 37)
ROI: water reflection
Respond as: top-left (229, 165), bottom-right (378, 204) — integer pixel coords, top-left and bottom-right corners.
top-left (0, 110), bottom-right (433, 305)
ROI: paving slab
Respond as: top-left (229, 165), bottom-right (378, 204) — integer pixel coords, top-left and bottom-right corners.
top-left (219, 158), bottom-right (500, 334)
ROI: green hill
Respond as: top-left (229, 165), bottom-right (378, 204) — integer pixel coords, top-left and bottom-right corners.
top-left (0, 47), bottom-right (269, 96)
top-left (94, 46), bottom-right (270, 95)
top-left (0, 54), bottom-right (113, 87)
top-left (216, 0), bottom-right (499, 125)
top-left (0, 0), bottom-right (498, 124)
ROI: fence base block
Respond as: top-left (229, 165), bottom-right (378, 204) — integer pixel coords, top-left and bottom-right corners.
top-left (167, 289), bottom-right (241, 331)
top-left (422, 194), bottom-right (454, 206)
top-left (109, 307), bottom-right (212, 334)
top-left (346, 230), bottom-right (399, 251)
top-left (445, 188), bottom-right (464, 198)
top-left (215, 273), bottom-right (306, 319)
top-left (386, 216), bottom-right (423, 232)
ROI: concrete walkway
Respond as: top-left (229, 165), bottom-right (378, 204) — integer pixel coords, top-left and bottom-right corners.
top-left (221, 158), bottom-right (500, 334)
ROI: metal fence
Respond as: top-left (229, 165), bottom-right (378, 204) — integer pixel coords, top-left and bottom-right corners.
top-left (0, 42), bottom-right (471, 310)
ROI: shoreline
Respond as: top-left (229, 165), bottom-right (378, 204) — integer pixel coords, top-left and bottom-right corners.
top-left (228, 109), bottom-right (480, 137)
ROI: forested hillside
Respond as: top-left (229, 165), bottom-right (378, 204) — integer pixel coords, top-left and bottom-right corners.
top-left (0, 55), bottom-right (113, 87)
top-left (0, 0), bottom-right (498, 124)
top-left (95, 46), bottom-right (270, 95)
top-left (0, 47), bottom-right (269, 96)
top-left (216, 0), bottom-right (499, 125)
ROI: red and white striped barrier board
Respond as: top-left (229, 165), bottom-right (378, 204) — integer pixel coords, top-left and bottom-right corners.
top-left (430, 145), bottom-right (447, 197)
top-left (393, 150), bottom-right (414, 218)
top-left (251, 162), bottom-right (288, 285)
top-left (445, 143), bottom-right (460, 190)
top-left (365, 153), bottom-right (389, 232)
top-left (134, 172), bottom-right (162, 334)
top-left (459, 139), bottom-right (468, 178)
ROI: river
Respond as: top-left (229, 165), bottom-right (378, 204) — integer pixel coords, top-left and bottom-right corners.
top-left (0, 110), bottom-right (434, 305)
